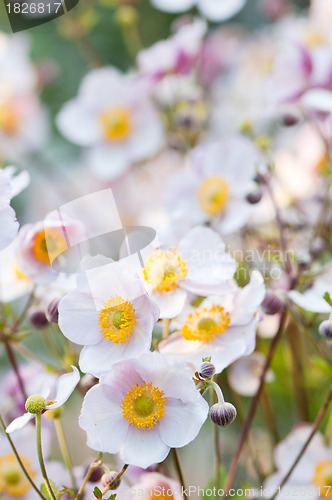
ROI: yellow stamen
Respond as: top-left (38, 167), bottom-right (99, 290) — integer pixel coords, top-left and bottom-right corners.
top-left (143, 250), bottom-right (187, 293)
top-left (313, 459), bottom-right (332, 498)
top-left (98, 295), bottom-right (136, 343)
top-left (197, 176), bottom-right (229, 216)
top-left (100, 107), bottom-right (132, 142)
top-left (121, 381), bottom-right (167, 429)
top-left (32, 228), bottom-right (68, 265)
top-left (181, 305), bottom-right (230, 342)
top-left (0, 453), bottom-right (35, 496)
top-left (13, 261), bottom-right (30, 282)
top-left (0, 103), bottom-right (19, 135)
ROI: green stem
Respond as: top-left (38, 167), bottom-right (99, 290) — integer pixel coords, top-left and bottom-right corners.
top-left (212, 388), bottom-right (221, 492)
top-left (74, 455), bottom-right (102, 500)
top-left (35, 413), bottom-right (57, 500)
top-left (0, 414), bottom-right (48, 500)
top-left (163, 318), bottom-right (170, 340)
top-left (171, 449), bottom-right (187, 500)
top-left (54, 418), bottom-right (77, 491)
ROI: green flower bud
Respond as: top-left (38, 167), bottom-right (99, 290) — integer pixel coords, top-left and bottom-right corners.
top-left (25, 394), bottom-right (46, 414)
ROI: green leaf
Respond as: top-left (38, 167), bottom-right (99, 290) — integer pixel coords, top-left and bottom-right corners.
top-left (106, 495), bottom-right (117, 500)
top-left (41, 482), bottom-right (58, 500)
top-left (93, 486), bottom-right (103, 499)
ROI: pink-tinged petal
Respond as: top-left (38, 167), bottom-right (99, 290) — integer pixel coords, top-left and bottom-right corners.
top-left (58, 290), bottom-right (101, 345)
top-left (79, 384), bottom-right (129, 454)
top-left (46, 366), bottom-right (80, 409)
top-left (288, 290), bottom-right (332, 313)
top-left (301, 89), bottom-right (332, 112)
top-left (159, 397), bottom-right (208, 448)
top-left (6, 412), bottom-right (34, 433)
top-left (121, 426), bottom-right (170, 468)
top-left (100, 361), bottom-right (144, 403)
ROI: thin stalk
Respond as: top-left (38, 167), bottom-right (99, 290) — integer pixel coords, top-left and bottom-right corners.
top-left (74, 456), bottom-right (102, 500)
top-left (0, 414), bottom-right (48, 500)
top-left (224, 311), bottom-right (287, 494)
top-left (212, 388), bottom-right (221, 492)
top-left (35, 413), bottom-right (57, 500)
top-left (163, 318), bottom-right (170, 340)
top-left (260, 386), bottom-right (280, 444)
top-left (54, 418), bottom-right (77, 491)
top-left (269, 385), bottom-right (332, 500)
top-left (171, 449), bottom-right (187, 500)
top-left (286, 322), bottom-right (309, 421)
top-left (101, 463), bottom-right (129, 496)
top-left (4, 340), bottom-right (27, 400)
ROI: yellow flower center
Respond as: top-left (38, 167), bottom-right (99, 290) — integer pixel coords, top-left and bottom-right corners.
top-left (32, 228), bottom-right (68, 265)
top-left (98, 295), bottom-right (136, 343)
top-left (197, 176), bottom-right (229, 216)
top-left (121, 381), bottom-right (167, 429)
top-left (143, 250), bottom-right (188, 293)
top-left (100, 107), bottom-right (132, 142)
top-left (150, 492), bottom-right (174, 499)
top-left (313, 459), bottom-right (332, 498)
top-left (181, 305), bottom-right (230, 342)
top-left (0, 453), bottom-right (35, 496)
top-left (0, 103), bottom-right (19, 135)
top-left (13, 261), bottom-right (31, 282)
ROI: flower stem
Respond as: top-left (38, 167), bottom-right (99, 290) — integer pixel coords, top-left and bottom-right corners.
top-left (163, 318), bottom-right (170, 340)
top-left (171, 449), bottom-right (187, 500)
top-left (208, 380), bottom-right (225, 404)
top-left (0, 414), bottom-right (48, 500)
top-left (54, 418), bottom-right (77, 491)
top-left (224, 310), bottom-right (287, 494)
top-left (260, 386), bottom-right (280, 444)
top-left (269, 384), bottom-right (332, 500)
top-left (74, 455), bottom-right (102, 500)
top-left (35, 412), bottom-right (57, 500)
top-left (101, 463), bottom-right (129, 496)
top-left (4, 339), bottom-right (27, 400)
top-left (212, 388), bottom-right (221, 492)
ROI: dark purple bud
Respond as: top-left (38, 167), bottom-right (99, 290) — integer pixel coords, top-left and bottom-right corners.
top-left (319, 320), bottom-right (332, 339)
top-left (88, 466), bottom-right (104, 483)
top-left (199, 362), bottom-right (216, 380)
top-left (281, 113), bottom-right (299, 127)
top-left (261, 292), bottom-right (284, 315)
top-left (297, 254), bottom-right (311, 271)
top-left (46, 298), bottom-right (60, 324)
top-left (28, 309), bottom-right (48, 329)
top-left (246, 191), bottom-right (263, 204)
top-left (210, 402), bottom-right (237, 427)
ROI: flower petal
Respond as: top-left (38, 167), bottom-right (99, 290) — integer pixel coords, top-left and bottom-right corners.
top-left (46, 366), bottom-right (80, 409)
top-left (120, 425), bottom-right (170, 468)
top-left (6, 412), bottom-right (34, 433)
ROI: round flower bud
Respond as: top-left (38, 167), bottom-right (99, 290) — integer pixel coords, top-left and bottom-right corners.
top-left (44, 406), bottom-right (63, 419)
top-left (101, 471), bottom-right (121, 490)
top-left (246, 191), bottom-right (263, 204)
top-left (210, 402), bottom-right (237, 428)
top-left (25, 394), bottom-right (46, 414)
top-left (281, 113), bottom-right (299, 127)
top-left (319, 320), bottom-right (332, 339)
top-left (88, 466), bottom-right (104, 483)
top-left (261, 291), bottom-right (284, 315)
top-left (46, 298), bottom-right (60, 324)
top-left (28, 309), bottom-right (48, 329)
top-left (297, 254), bottom-right (311, 271)
top-left (199, 362), bottom-right (216, 380)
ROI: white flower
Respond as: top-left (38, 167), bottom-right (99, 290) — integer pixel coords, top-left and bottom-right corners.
top-left (6, 366), bottom-right (80, 433)
top-left (289, 271), bottom-right (332, 313)
top-left (137, 19), bottom-right (206, 78)
top-left (150, 0), bottom-right (247, 22)
top-left (56, 68), bottom-right (164, 180)
top-left (0, 240), bottom-right (33, 302)
top-left (142, 226), bottom-right (237, 319)
top-left (79, 351), bottom-right (208, 468)
top-left (15, 215), bottom-right (85, 284)
top-left (127, 472), bottom-right (183, 499)
top-left (164, 137), bottom-right (262, 236)
top-left (0, 167), bottom-right (30, 251)
top-left (228, 352), bottom-right (275, 396)
top-left (58, 257), bottom-right (160, 378)
top-left (264, 424), bottom-right (332, 500)
top-left (159, 270), bottom-right (265, 372)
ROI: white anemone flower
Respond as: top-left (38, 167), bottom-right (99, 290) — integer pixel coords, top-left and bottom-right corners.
top-left (150, 0), bottom-right (247, 22)
top-left (164, 137), bottom-right (262, 236)
top-left (264, 424), bottom-right (332, 500)
top-left (79, 351), bottom-right (208, 468)
top-left (56, 68), bottom-right (164, 180)
top-left (159, 270), bottom-right (265, 373)
top-left (142, 226), bottom-right (237, 319)
top-left (228, 352), bottom-right (275, 396)
top-left (127, 472), bottom-right (183, 499)
top-left (288, 271), bottom-right (332, 314)
top-left (6, 366), bottom-right (80, 433)
top-left (0, 167), bottom-right (29, 251)
top-left (58, 258), bottom-right (160, 378)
